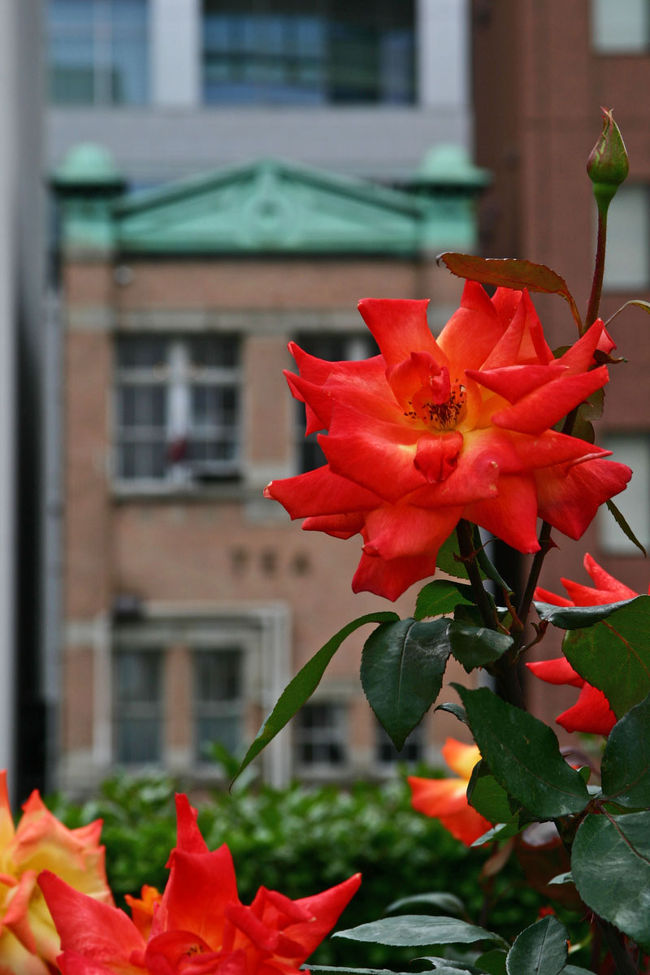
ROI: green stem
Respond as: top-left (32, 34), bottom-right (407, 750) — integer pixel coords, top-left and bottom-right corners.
top-left (514, 522), bottom-right (553, 651)
top-left (585, 206), bottom-right (608, 330)
top-left (456, 520), bottom-right (496, 630)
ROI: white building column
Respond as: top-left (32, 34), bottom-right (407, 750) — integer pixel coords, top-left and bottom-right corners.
top-left (151, 0), bottom-right (201, 107)
top-left (416, 0), bottom-right (469, 110)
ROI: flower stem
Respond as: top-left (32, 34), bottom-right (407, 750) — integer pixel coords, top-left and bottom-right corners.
top-left (599, 918), bottom-right (639, 975)
top-left (514, 521), bottom-right (554, 652)
top-left (456, 520), bottom-right (497, 630)
top-left (585, 207), bottom-right (608, 331)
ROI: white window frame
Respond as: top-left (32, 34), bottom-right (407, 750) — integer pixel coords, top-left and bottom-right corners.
top-left (113, 334), bottom-right (242, 490)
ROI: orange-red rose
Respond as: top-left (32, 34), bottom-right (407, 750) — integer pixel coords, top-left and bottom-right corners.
top-left (265, 285), bottom-right (631, 600)
top-left (528, 554), bottom-right (646, 734)
top-left (41, 793), bottom-right (360, 975)
top-left (408, 738), bottom-right (491, 846)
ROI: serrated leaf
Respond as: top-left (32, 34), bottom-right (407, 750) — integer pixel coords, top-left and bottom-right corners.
top-left (476, 949), bottom-right (507, 975)
top-left (534, 598), bottom-right (636, 629)
top-left (572, 811), bottom-right (650, 950)
top-left (562, 596), bottom-right (650, 717)
top-left (437, 254), bottom-right (581, 329)
top-left (605, 498), bottom-right (647, 556)
top-left (233, 611), bottom-right (398, 782)
top-left (561, 966), bottom-right (597, 975)
top-left (308, 968), bottom-right (409, 975)
top-left (450, 623), bottom-right (513, 672)
top-left (467, 762), bottom-right (515, 823)
top-left (601, 692), bottom-right (650, 808)
top-left (386, 892), bottom-right (465, 916)
top-left (361, 619), bottom-right (451, 750)
top-left (506, 916), bottom-right (568, 975)
top-left (415, 580), bottom-right (475, 621)
top-left (456, 687), bottom-right (589, 818)
top-left (334, 915), bottom-right (505, 948)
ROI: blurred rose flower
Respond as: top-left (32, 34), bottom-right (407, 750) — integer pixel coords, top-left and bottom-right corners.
top-left (265, 285), bottom-right (631, 599)
top-left (408, 738), bottom-right (491, 846)
top-left (0, 770), bottom-right (112, 974)
top-left (528, 554), bottom-right (646, 734)
top-left (41, 793), bottom-right (360, 975)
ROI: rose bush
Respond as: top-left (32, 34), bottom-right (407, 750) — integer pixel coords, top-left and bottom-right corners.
top-left (528, 555), bottom-right (646, 734)
top-left (41, 794), bottom-right (360, 975)
top-left (0, 771), bottom-right (111, 974)
top-left (265, 286), bottom-right (630, 599)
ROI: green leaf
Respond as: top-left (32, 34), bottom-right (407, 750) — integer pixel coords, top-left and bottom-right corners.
top-left (435, 702), bottom-right (468, 725)
top-left (436, 254), bottom-right (581, 330)
top-left (233, 611), bottom-right (398, 781)
top-left (562, 596), bottom-right (650, 717)
top-left (505, 916), bottom-right (568, 975)
top-left (476, 950), bottom-right (507, 975)
top-left (467, 761), bottom-right (515, 823)
top-left (415, 580), bottom-right (475, 621)
top-left (436, 534), bottom-right (472, 580)
top-left (308, 968), bottom-right (411, 975)
top-left (418, 959), bottom-right (487, 974)
top-left (455, 687), bottom-right (590, 818)
top-left (334, 915), bottom-right (505, 948)
top-left (572, 810), bottom-right (650, 950)
top-left (605, 498), bottom-right (647, 556)
top-left (548, 872), bottom-right (573, 886)
top-left (386, 892), bottom-right (465, 916)
top-left (601, 692), bottom-right (650, 808)
top-left (561, 966), bottom-right (598, 975)
top-left (450, 623), bottom-right (513, 672)
top-left (361, 619), bottom-right (451, 750)
top-left (605, 297), bottom-right (650, 327)
top-left (535, 598), bottom-right (636, 629)
top-left (471, 818), bottom-right (521, 846)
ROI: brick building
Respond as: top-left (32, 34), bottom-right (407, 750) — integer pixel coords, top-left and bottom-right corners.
top-left (52, 144), bottom-right (487, 792)
top-left (471, 0), bottom-right (650, 719)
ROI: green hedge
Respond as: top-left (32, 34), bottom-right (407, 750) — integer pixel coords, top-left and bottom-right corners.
top-left (47, 770), bottom-right (553, 966)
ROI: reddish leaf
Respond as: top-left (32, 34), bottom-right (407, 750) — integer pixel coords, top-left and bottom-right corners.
top-left (437, 254), bottom-right (582, 331)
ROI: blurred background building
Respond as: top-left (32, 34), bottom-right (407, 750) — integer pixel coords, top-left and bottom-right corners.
top-left (6, 0), bottom-right (647, 794)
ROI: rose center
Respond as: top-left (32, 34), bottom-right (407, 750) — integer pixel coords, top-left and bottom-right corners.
top-left (404, 379), bottom-right (467, 431)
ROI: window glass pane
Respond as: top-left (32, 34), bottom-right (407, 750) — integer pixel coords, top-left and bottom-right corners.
top-left (295, 701), bottom-right (347, 766)
top-left (603, 186), bottom-right (650, 290)
top-left (117, 337), bottom-right (167, 369)
top-left (202, 1), bottom-right (413, 105)
top-left (599, 434), bottom-right (650, 553)
top-left (114, 651), bottom-right (162, 764)
top-left (194, 649), bottom-right (243, 761)
top-left (47, 0), bottom-right (149, 105)
top-left (188, 335), bottom-right (239, 369)
top-left (375, 719), bottom-right (423, 764)
top-left (592, 0), bottom-right (650, 52)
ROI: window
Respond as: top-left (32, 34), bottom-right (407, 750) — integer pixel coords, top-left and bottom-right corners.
top-left (375, 719), bottom-right (424, 766)
top-left (294, 333), bottom-right (378, 473)
top-left (114, 334), bottom-right (241, 485)
top-left (194, 648), bottom-right (244, 761)
top-left (114, 650), bottom-right (162, 764)
top-left (202, 1), bottom-right (414, 106)
top-left (592, 0), bottom-right (650, 53)
top-left (599, 434), bottom-right (650, 554)
top-left (295, 701), bottom-right (347, 767)
top-left (48, 0), bottom-right (149, 105)
top-left (603, 186), bottom-right (650, 291)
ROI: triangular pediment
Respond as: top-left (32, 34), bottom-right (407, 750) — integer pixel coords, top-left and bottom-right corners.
top-left (113, 158), bottom-right (428, 256)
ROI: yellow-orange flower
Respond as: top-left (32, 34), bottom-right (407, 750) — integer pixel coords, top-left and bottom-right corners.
top-left (408, 738), bottom-right (491, 846)
top-left (0, 770), bottom-right (112, 974)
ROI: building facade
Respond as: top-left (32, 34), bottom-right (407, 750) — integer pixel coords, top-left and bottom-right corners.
top-left (53, 145), bottom-right (486, 792)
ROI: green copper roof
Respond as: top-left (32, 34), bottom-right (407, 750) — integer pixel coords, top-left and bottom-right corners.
top-left (52, 143), bottom-right (125, 190)
top-left (415, 144), bottom-right (491, 189)
top-left (54, 149), bottom-right (487, 257)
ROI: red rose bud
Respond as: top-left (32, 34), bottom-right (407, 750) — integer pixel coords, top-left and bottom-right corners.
top-left (587, 108), bottom-right (629, 213)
